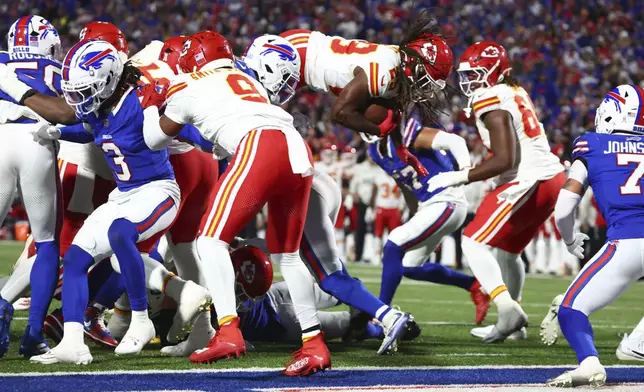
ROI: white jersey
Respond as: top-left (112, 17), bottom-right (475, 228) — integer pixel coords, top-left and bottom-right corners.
top-left (374, 169), bottom-right (401, 209)
top-left (57, 140), bottom-right (112, 179)
top-left (315, 161), bottom-right (343, 185)
top-left (469, 84), bottom-right (563, 185)
top-left (130, 42), bottom-right (193, 155)
top-left (164, 66), bottom-right (311, 174)
top-left (282, 30), bottom-right (400, 98)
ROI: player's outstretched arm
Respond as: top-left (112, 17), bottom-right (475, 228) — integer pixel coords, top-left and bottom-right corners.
top-left (331, 68), bottom-right (383, 136)
top-left (413, 128), bottom-right (471, 170)
top-left (466, 110), bottom-right (515, 183)
top-left (554, 160), bottom-right (589, 258)
top-left (142, 106), bottom-right (183, 150)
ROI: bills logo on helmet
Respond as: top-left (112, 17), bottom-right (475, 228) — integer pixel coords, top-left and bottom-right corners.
top-left (260, 42), bottom-right (296, 61)
top-left (421, 42), bottom-right (437, 64)
top-left (481, 46), bottom-right (500, 58)
top-left (605, 89), bottom-right (626, 112)
top-left (79, 49), bottom-right (117, 72)
top-left (240, 260), bottom-right (256, 284)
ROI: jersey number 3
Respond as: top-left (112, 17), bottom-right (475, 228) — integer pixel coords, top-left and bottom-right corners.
top-left (102, 142), bottom-right (132, 182)
top-left (617, 153), bottom-right (644, 195)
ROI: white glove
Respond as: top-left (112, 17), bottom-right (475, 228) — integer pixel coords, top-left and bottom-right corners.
top-left (427, 168), bottom-right (470, 193)
top-left (0, 63), bottom-right (33, 102)
top-left (564, 233), bottom-right (589, 259)
top-left (31, 122), bottom-right (61, 141)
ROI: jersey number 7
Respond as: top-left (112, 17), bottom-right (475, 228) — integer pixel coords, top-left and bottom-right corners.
top-left (617, 153), bottom-right (644, 195)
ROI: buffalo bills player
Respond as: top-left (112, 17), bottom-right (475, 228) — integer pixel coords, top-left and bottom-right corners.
top-left (368, 115), bottom-right (490, 324)
top-left (0, 40), bottom-right (185, 364)
top-left (546, 85), bottom-right (644, 387)
top-left (0, 15), bottom-right (64, 359)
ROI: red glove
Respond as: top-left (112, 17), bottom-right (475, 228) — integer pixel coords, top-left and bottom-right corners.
top-left (137, 82), bottom-right (168, 109)
top-left (378, 109), bottom-right (401, 138)
top-left (396, 144), bottom-right (429, 177)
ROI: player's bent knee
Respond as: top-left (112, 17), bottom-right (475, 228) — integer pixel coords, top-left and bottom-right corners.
top-left (62, 245), bottom-right (95, 275)
top-left (318, 269), bottom-right (350, 294)
top-left (107, 218), bottom-right (139, 246)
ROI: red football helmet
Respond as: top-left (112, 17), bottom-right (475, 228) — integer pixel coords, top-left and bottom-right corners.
top-left (457, 41), bottom-right (511, 97)
top-left (341, 145), bottom-right (357, 164)
top-left (231, 245), bottom-right (273, 309)
top-left (159, 35), bottom-right (188, 75)
top-left (79, 21), bottom-right (128, 62)
top-left (178, 31), bottom-right (234, 73)
top-left (401, 33), bottom-right (453, 102)
top-left (320, 143), bottom-right (338, 164)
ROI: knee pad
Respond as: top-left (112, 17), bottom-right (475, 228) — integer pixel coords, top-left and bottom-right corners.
top-left (63, 245), bottom-right (95, 276)
top-left (107, 218), bottom-right (139, 247)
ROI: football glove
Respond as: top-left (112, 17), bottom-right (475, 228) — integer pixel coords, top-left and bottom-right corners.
top-left (564, 233), bottom-right (589, 259)
top-left (427, 169), bottom-right (471, 192)
top-left (396, 144), bottom-right (428, 177)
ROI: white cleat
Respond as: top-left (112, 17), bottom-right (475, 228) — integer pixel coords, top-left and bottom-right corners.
top-left (540, 294), bottom-right (563, 346)
top-left (482, 301), bottom-right (528, 343)
top-left (471, 325), bottom-right (527, 340)
top-left (114, 318), bottom-right (155, 356)
top-left (30, 343), bottom-right (93, 365)
top-left (161, 313), bottom-right (215, 357)
top-left (616, 332), bottom-right (644, 361)
top-left (167, 281), bottom-right (212, 344)
top-left (546, 357), bottom-right (606, 388)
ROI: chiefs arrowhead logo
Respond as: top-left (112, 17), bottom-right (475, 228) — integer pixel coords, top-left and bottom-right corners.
top-left (240, 260), bottom-right (255, 284)
top-left (421, 43), bottom-right (437, 64)
top-left (481, 46), bottom-right (500, 58)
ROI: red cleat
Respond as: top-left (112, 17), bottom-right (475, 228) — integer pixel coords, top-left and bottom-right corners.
top-left (281, 332), bottom-right (331, 376)
top-left (43, 308), bottom-right (64, 344)
top-left (84, 306), bottom-right (119, 348)
top-left (189, 317), bottom-right (245, 364)
top-left (470, 280), bottom-right (491, 325)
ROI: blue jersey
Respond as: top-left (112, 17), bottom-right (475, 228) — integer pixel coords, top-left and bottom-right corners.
top-left (84, 88), bottom-right (174, 191)
top-left (368, 117), bottom-right (455, 203)
top-left (572, 132), bottom-right (644, 240)
top-left (0, 52), bottom-right (62, 124)
top-left (238, 296), bottom-right (287, 342)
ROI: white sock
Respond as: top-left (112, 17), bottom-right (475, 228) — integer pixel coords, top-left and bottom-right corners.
top-left (139, 253), bottom-right (175, 292)
top-left (462, 236), bottom-right (512, 306)
top-left (580, 355), bottom-right (601, 368)
top-left (61, 322), bottom-right (84, 346)
top-left (535, 235), bottom-right (547, 272)
top-left (494, 249), bottom-right (524, 302)
top-left (0, 254), bottom-right (36, 302)
top-left (130, 310), bottom-right (149, 325)
top-left (195, 236), bottom-right (237, 319)
top-left (274, 252), bottom-right (320, 332)
top-left (380, 307), bottom-right (399, 328)
top-left (171, 241), bottom-right (206, 285)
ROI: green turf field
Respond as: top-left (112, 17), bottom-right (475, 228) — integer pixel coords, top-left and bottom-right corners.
top-left (0, 240), bottom-right (642, 373)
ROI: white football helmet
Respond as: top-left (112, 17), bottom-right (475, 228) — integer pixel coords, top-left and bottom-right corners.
top-left (7, 15), bottom-right (62, 60)
top-left (243, 35), bottom-right (300, 105)
top-left (596, 85), bottom-right (644, 135)
top-left (61, 40), bottom-right (124, 117)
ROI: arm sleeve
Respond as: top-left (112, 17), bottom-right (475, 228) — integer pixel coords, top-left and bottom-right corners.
top-left (58, 123), bottom-right (93, 143)
top-left (431, 130), bottom-right (472, 169)
top-left (554, 189), bottom-right (583, 245)
top-left (567, 159), bottom-right (589, 188)
top-left (177, 124), bottom-right (214, 152)
top-left (142, 106), bottom-right (174, 151)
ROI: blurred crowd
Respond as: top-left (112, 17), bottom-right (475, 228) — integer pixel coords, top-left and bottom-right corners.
top-left (0, 1), bottom-right (641, 272)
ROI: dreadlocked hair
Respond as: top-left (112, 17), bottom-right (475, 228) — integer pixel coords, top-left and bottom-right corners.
top-left (98, 61), bottom-right (142, 116)
top-left (395, 6), bottom-right (449, 128)
top-left (501, 74), bottom-right (521, 88)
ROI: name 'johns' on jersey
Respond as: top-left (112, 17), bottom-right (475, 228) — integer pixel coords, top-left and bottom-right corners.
top-left (572, 132), bottom-right (644, 241)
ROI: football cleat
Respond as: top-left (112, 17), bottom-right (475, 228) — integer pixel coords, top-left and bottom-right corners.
top-left (546, 357), bottom-right (606, 388)
top-left (12, 297), bottom-right (31, 311)
top-left (378, 312), bottom-right (411, 355)
top-left (19, 326), bottom-right (50, 357)
top-left (161, 313), bottom-right (215, 357)
top-left (167, 281), bottom-right (212, 344)
top-left (540, 294), bottom-right (563, 346)
top-left (84, 306), bottom-right (119, 348)
top-left (189, 317), bottom-right (246, 364)
top-left (342, 308), bottom-right (371, 343)
top-left (0, 296), bottom-right (14, 358)
top-left (471, 325), bottom-right (527, 340)
top-left (482, 301), bottom-right (528, 344)
top-left (43, 308), bottom-right (64, 344)
top-left (281, 332), bottom-right (331, 376)
top-left (114, 317), bottom-right (155, 356)
top-left (30, 343), bottom-right (93, 365)
top-left (402, 316), bottom-right (421, 341)
top-left (469, 280), bottom-right (491, 325)
top-left (616, 332), bottom-right (644, 361)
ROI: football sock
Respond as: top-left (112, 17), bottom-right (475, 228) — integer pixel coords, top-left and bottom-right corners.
top-left (402, 262), bottom-right (475, 291)
top-left (171, 241), bottom-right (205, 285)
top-left (275, 251), bottom-right (320, 333)
top-left (632, 316), bottom-right (644, 335)
top-left (86, 258), bottom-right (113, 300)
top-left (107, 218), bottom-right (147, 312)
top-left (61, 321), bottom-right (84, 346)
top-left (319, 267), bottom-right (387, 319)
top-left (462, 236), bottom-right (512, 306)
top-left (365, 322), bottom-right (384, 339)
top-left (302, 324), bottom-right (322, 341)
top-left (1, 253), bottom-right (34, 303)
top-left (91, 271), bottom-right (126, 309)
top-left (558, 305), bottom-right (598, 363)
top-left (379, 240), bottom-right (405, 305)
top-left (495, 248), bottom-right (524, 301)
top-left (61, 245), bottom-right (95, 324)
top-left (195, 236), bottom-right (237, 319)
top-left (27, 240), bottom-right (59, 333)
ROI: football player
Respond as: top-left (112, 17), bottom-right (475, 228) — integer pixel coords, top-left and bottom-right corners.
top-left (0, 15), bottom-right (64, 359)
top-left (429, 41), bottom-right (565, 342)
top-left (545, 85), bottom-right (644, 387)
top-left (141, 32), bottom-right (327, 375)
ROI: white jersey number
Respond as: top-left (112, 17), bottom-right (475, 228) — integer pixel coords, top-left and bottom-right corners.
top-left (102, 142), bottom-right (132, 182)
top-left (617, 153), bottom-right (644, 195)
top-left (7, 61), bottom-right (61, 96)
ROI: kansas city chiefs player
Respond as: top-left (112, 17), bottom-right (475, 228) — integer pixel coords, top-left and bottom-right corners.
top-left (315, 143), bottom-right (342, 185)
top-left (428, 41), bottom-right (565, 343)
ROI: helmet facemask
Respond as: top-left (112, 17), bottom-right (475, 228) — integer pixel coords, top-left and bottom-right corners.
top-left (409, 62), bottom-right (446, 103)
